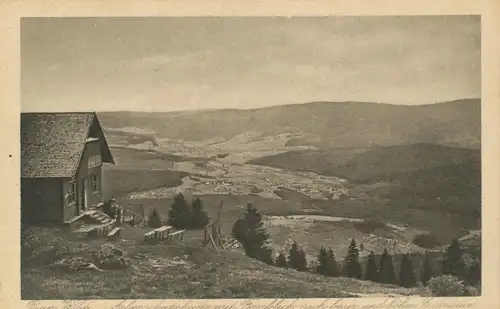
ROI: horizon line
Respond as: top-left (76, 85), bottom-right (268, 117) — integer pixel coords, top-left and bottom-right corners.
top-left (22, 97), bottom-right (481, 114)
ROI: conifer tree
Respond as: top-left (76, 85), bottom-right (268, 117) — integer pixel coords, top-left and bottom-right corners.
top-left (398, 253), bottom-right (417, 287)
top-left (379, 248), bottom-right (397, 284)
top-left (167, 193), bottom-right (191, 229)
top-left (316, 247), bottom-right (329, 275)
top-left (275, 252), bottom-right (288, 268)
top-left (148, 207), bottom-right (162, 228)
top-left (288, 241), bottom-right (299, 269)
top-left (442, 238), bottom-right (466, 280)
top-left (365, 251), bottom-right (379, 282)
top-left (243, 204), bottom-right (270, 258)
top-left (296, 247), bottom-right (309, 272)
top-left (191, 197), bottom-right (209, 229)
top-left (232, 204), bottom-right (270, 259)
top-left (420, 251), bottom-right (434, 285)
top-left (343, 238), bottom-right (362, 279)
top-left (326, 248), bottom-right (341, 277)
top-left (288, 241), bottom-right (308, 271)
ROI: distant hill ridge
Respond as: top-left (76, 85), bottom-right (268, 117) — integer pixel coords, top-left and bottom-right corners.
top-left (248, 142), bottom-right (480, 181)
top-left (98, 98), bottom-right (480, 149)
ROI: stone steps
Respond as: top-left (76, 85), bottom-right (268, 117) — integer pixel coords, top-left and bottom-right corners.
top-left (72, 210), bottom-right (117, 236)
top-left (88, 210), bottom-right (113, 224)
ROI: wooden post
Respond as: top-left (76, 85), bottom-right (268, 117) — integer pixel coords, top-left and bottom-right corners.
top-left (116, 207), bottom-right (122, 225)
top-left (212, 223), bottom-right (217, 245)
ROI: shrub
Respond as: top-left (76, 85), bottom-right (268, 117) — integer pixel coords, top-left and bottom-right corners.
top-left (354, 218), bottom-right (386, 233)
top-left (412, 233), bottom-right (440, 249)
top-left (91, 244), bottom-right (129, 270)
top-left (428, 275), bottom-right (466, 296)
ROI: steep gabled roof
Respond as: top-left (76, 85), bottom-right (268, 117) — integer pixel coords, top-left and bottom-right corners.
top-left (21, 112), bottom-right (114, 178)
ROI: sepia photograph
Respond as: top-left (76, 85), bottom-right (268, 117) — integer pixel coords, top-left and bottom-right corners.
top-left (20, 16), bottom-right (481, 299)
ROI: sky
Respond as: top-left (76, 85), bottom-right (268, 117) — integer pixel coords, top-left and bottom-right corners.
top-left (21, 16), bottom-right (480, 112)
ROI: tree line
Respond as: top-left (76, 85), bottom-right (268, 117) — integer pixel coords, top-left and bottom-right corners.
top-left (232, 203), bottom-right (481, 289)
top-left (148, 193), bottom-right (210, 230)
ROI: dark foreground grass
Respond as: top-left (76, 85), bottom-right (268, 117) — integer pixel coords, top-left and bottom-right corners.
top-left (21, 227), bottom-right (429, 299)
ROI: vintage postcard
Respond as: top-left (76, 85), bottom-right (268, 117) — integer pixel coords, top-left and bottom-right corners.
top-left (1, 1), bottom-right (499, 309)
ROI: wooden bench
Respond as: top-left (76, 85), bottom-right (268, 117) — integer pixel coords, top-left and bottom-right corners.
top-left (155, 225), bottom-right (172, 239)
top-left (144, 225), bottom-right (174, 242)
top-left (107, 227), bottom-right (121, 239)
top-left (165, 230), bottom-right (186, 241)
top-left (144, 230), bottom-right (156, 241)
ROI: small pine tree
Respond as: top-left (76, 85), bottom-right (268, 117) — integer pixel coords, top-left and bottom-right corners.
top-left (421, 251), bottom-right (434, 285)
top-left (442, 238), bottom-right (466, 280)
top-left (167, 193), bottom-right (191, 229)
top-left (316, 247), bottom-right (329, 275)
top-left (398, 253), bottom-right (417, 287)
top-left (343, 238), bottom-right (362, 279)
top-left (287, 241), bottom-right (299, 268)
top-left (288, 241), bottom-right (308, 271)
top-left (191, 197), bottom-right (209, 229)
top-left (326, 248), bottom-right (341, 277)
top-left (148, 207), bottom-right (162, 228)
top-left (275, 252), bottom-right (288, 268)
top-left (296, 247), bottom-right (308, 272)
top-left (232, 204), bottom-right (270, 259)
top-left (242, 204), bottom-right (270, 258)
top-left (365, 251), bottom-right (379, 282)
top-left (379, 248), bottom-right (397, 284)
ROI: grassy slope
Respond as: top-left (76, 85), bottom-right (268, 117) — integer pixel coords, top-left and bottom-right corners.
top-left (21, 227), bottom-right (430, 299)
top-left (98, 99), bottom-right (480, 149)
